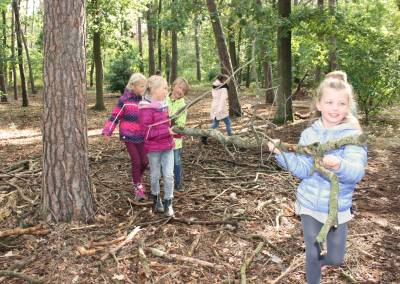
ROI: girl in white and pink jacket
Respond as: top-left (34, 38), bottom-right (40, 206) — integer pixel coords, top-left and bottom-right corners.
top-left (210, 74), bottom-right (232, 135)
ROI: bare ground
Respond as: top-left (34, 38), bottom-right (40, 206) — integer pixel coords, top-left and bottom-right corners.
top-left (0, 89), bottom-right (399, 283)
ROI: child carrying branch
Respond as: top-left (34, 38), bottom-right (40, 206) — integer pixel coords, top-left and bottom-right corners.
top-left (268, 77), bottom-right (367, 284)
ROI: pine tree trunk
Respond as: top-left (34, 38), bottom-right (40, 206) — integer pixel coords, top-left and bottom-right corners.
top-left (315, 0), bottom-right (324, 83)
top-left (328, 0), bottom-right (337, 71)
top-left (157, 0), bottom-right (162, 72)
top-left (0, 10), bottom-right (7, 96)
top-left (12, 0), bottom-right (28, 107)
top-left (89, 55), bottom-right (94, 88)
top-left (206, 0), bottom-right (242, 117)
top-left (165, 30), bottom-right (171, 83)
top-left (138, 18), bottom-right (144, 73)
top-left (42, 0), bottom-right (94, 222)
top-left (171, 28), bottom-right (178, 83)
top-left (194, 18), bottom-right (201, 82)
top-left (147, 5), bottom-right (156, 76)
top-left (274, 0), bottom-right (293, 124)
top-left (93, 30), bottom-right (105, 110)
top-left (20, 26), bottom-right (36, 94)
top-left (11, 10), bottom-right (18, 100)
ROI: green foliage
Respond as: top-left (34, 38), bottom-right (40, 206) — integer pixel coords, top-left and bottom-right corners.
top-left (106, 44), bottom-right (142, 94)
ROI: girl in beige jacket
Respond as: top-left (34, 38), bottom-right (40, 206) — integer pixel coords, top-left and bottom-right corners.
top-left (210, 74), bottom-right (232, 135)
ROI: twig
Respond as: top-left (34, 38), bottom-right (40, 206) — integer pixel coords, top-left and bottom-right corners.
top-left (0, 270), bottom-right (44, 284)
top-left (187, 234), bottom-right (201, 257)
top-left (240, 242), bottom-right (264, 284)
top-left (0, 224), bottom-right (48, 238)
top-left (171, 217), bottom-right (238, 227)
top-left (269, 255), bottom-right (303, 284)
top-left (138, 240), bottom-right (151, 279)
top-left (101, 226), bottom-right (142, 260)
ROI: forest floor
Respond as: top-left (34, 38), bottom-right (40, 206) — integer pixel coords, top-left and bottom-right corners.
top-left (0, 87), bottom-right (399, 284)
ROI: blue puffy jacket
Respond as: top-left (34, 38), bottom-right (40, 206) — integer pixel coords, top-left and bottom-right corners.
top-left (275, 119), bottom-right (367, 213)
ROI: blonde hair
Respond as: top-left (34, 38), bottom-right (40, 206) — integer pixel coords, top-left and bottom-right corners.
top-left (313, 78), bottom-right (360, 127)
top-left (126, 73), bottom-right (146, 92)
top-left (172, 77), bottom-right (190, 96)
top-left (325, 70), bottom-right (347, 82)
top-left (143, 75), bottom-right (167, 98)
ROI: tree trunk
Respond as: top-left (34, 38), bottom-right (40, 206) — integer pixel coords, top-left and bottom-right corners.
top-left (0, 10), bottom-right (7, 96)
top-left (315, 0), bottom-right (324, 83)
top-left (11, 9), bottom-right (18, 100)
top-left (236, 26), bottom-right (242, 84)
top-left (227, 16), bottom-right (238, 74)
top-left (165, 30), bottom-right (171, 83)
top-left (171, 28), bottom-right (178, 83)
top-left (20, 26), bottom-right (36, 94)
top-left (274, 0), bottom-right (293, 124)
top-left (42, 0), bottom-right (94, 222)
top-left (206, 0), bottom-right (241, 117)
top-left (194, 18), bottom-right (201, 82)
top-left (93, 31), bottom-right (105, 110)
top-left (147, 5), bottom-right (156, 76)
top-left (138, 18), bottom-right (144, 73)
top-left (328, 0), bottom-right (337, 71)
top-left (89, 54), bottom-right (94, 88)
top-left (157, 0), bottom-right (162, 72)
top-left (12, 0), bottom-right (28, 107)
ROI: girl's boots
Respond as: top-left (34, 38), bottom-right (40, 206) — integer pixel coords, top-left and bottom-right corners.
top-left (163, 199), bottom-right (174, 217)
top-left (151, 194), bottom-right (164, 213)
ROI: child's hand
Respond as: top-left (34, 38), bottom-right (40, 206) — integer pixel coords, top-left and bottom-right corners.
top-left (321, 155), bottom-right (341, 171)
top-left (267, 139), bottom-right (281, 154)
top-left (169, 128), bottom-right (176, 135)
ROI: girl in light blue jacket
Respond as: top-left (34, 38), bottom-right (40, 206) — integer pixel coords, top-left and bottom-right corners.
top-left (268, 78), bottom-right (367, 284)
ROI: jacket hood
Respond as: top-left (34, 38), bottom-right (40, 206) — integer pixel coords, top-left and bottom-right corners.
top-left (311, 118), bottom-right (361, 133)
top-left (139, 96), bottom-right (167, 109)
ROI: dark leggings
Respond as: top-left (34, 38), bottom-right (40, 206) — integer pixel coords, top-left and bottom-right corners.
top-left (124, 142), bottom-right (148, 185)
top-left (301, 214), bottom-right (348, 284)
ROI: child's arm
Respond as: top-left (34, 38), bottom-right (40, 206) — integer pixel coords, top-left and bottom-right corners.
top-left (174, 101), bottom-right (187, 128)
top-left (274, 131), bottom-right (314, 179)
top-left (332, 144), bottom-right (367, 184)
top-left (102, 97), bottom-right (124, 136)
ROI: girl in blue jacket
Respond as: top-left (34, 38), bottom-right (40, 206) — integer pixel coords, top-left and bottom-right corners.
top-left (268, 78), bottom-right (367, 284)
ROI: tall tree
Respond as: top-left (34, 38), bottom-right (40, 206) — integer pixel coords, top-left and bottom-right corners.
top-left (0, 9), bottom-right (7, 97)
top-left (170, 0), bottom-right (178, 83)
top-left (89, 0), bottom-right (105, 110)
top-left (137, 18), bottom-right (144, 73)
top-left (274, 0), bottom-right (293, 124)
top-left (206, 0), bottom-right (242, 117)
top-left (12, 0), bottom-right (28, 107)
top-left (164, 30), bottom-right (171, 82)
top-left (157, 0), bottom-right (162, 72)
top-left (42, 0), bottom-right (94, 222)
top-left (20, 25), bottom-right (36, 94)
top-left (315, 0), bottom-right (324, 83)
top-left (147, 4), bottom-right (156, 76)
top-left (194, 16), bottom-right (201, 81)
top-left (11, 7), bottom-right (17, 100)
top-left (328, 0), bottom-right (337, 71)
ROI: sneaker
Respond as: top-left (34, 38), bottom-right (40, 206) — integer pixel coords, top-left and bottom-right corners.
top-left (151, 194), bottom-right (164, 213)
top-left (134, 184), bottom-right (146, 201)
top-left (163, 199), bottom-right (174, 217)
top-left (176, 184), bottom-right (184, 192)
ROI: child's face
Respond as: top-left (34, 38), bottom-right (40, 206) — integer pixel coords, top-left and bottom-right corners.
top-left (132, 80), bottom-right (146, 95)
top-left (171, 82), bottom-right (186, 100)
top-left (316, 87), bottom-right (349, 128)
top-left (152, 82), bottom-right (168, 102)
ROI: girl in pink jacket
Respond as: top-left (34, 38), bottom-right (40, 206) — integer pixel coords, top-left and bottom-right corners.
top-left (102, 73), bottom-right (148, 201)
top-left (139, 75), bottom-right (175, 217)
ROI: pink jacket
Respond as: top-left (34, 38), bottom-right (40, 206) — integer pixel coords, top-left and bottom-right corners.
top-left (138, 98), bottom-right (174, 153)
top-left (210, 79), bottom-right (229, 120)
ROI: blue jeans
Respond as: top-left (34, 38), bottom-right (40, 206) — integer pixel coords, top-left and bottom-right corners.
top-left (211, 117), bottom-right (232, 136)
top-left (301, 215), bottom-right (348, 284)
top-left (173, 148), bottom-right (183, 188)
top-left (147, 150), bottom-right (174, 200)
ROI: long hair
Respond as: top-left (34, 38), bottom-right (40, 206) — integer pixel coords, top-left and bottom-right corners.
top-left (126, 73), bottom-right (146, 92)
top-left (142, 75), bottom-right (167, 99)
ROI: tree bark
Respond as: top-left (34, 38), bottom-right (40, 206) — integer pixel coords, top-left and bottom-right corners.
top-left (20, 25), bottom-right (36, 94)
top-left (206, 0), bottom-right (241, 117)
top-left (147, 4), bottom-right (156, 76)
top-left (89, 54), bottom-right (94, 88)
top-left (328, 0), bottom-right (337, 71)
top-left (194, 17), bottom-right (201, 81)
top-left (157, 0), bottom-right (162, 72)
top-left (11, 7), bottom-right (18, 100)
top-left (274, 0), bottom-right (293, 124)
top-left (92, 0), bottom-right (105, 110)
top-left (42, 0), bottom-right (94, 222)
top-left (0, 10), bottom-right (7, 96)
top-left (315, 0), bottom-right (324, 83)
top-left (165, 30), bottom-right (171, 83)
top-left (171, 28), bottom-right (178, 83)
top-left (137, 18), bottom-right (144, 73)
top-left (12, 0), bottom-right (28, 107)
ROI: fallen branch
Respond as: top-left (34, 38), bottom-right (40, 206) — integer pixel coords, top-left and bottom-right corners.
top-left (240, 242), bottom-right (264, 284)
top-left (269, 255), bottom-right (303, 284)
top-left (138, 240), bottom-right (152, 279)
top-left (145, 247), bottom-right (226, 270)
top-left (171, 217), bottom-right (238, 227)
top-left (101, 226), bottom-right (142, 260)
top-left (187, 234), bottom-right (201, 257)
top-left (0, 224), bottom-right (49, 238)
